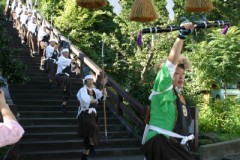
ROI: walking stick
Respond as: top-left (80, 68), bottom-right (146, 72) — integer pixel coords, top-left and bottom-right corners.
top-left (101, 40), bottom-right (108, 142)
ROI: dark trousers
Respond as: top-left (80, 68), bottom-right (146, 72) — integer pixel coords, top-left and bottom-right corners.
top-left (141, 134), bottom-right (194, 160)
top-left (78, 111), bottom-right (99, 149)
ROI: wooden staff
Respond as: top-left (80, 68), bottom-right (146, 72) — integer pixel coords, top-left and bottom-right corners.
top-left (102, 40), bottom-right (108, 141)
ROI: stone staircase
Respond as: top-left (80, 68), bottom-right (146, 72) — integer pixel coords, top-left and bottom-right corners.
top-left (5, 21), bottom-right (141, 160)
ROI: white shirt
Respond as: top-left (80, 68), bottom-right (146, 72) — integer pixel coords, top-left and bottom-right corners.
top-left (76, 85), bottom-right (103, 117)
top-left (27, 21), bottom-right (37, 33)
top-left (45, 45), bottom-right (54, 59)
top-left (20, 14), bottom-right (28, 24)
top-left (11, 0), bottom-right (16, 10)
top-left (38, 26), bottom-right (48, 41)
top-left (56, 55), bottom-right (71, 74)
top-left (15, 7), bottom-right (22, 18)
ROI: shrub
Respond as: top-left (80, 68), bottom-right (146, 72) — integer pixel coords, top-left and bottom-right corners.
top-left (0, 4), bottom-right (28, 84)
top-left (199, 98), bottom-right (240, 135)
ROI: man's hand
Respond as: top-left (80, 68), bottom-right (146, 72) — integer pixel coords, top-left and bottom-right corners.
top-left (178, 21), bottom-right (197, 39)
top-left (90, 99), bottom-right (98, 104)
top-left (101, 76), bottom-right (108, 87)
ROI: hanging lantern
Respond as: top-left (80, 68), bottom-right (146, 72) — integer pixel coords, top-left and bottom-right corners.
top-left (185, 0), bottom-right (213, 12)
top-left (76, 0), bottom-right (107, 9)
top-left (130, 0), bottom-right (158, 23)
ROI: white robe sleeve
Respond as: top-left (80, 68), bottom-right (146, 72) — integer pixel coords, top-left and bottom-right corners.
top-left (93, 88), bottom-right (103, 100)
top-left (58, 57), bottom-right (71, 66)
top-left (77, 87), bottom-right (91, 108)
top-left (76, 89), bottom-right (81, 102)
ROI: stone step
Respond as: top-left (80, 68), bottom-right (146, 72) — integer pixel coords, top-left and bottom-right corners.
top-left (17, 57), bottom-right (42, 62)
top-left (19, 117), bottom-right (120, 125)
top-left (41, 155), bottom-right (145, 160)
top-left (24, 72), bottom-right (81, 77)
top-left (18, 147), bottom-right (142, 160)
top-left (19, 138), bottom-right (140, 152)
top-left (20, 79), bottom-right (83, 86)
top-left (9, 83), bottom-right (82, 89)
top-left (13, 99), bottom-right (80, 105)
top-left (9, 89), bottom-right (76, 94)
top-left (16, 105), bottom-right (82, 111)
top-left (19, 111), bottom-right (113, 117)
top-left (23, 124), bottom-right (127, 133)
top-left (26, 76), bottom-right (82, 82)
top-left (22, 131), bottom-right (134, 141)
top-left (11, 93), bottom-right (81, 100)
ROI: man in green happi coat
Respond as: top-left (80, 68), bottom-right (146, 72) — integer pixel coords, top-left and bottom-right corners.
top-left (141, 22), bottom-right (196, 160)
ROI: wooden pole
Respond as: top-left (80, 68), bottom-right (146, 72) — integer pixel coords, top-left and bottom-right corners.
top-left (102, 41), bottom-right (108, 142)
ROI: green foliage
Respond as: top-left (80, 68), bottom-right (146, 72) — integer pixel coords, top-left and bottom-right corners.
top-left (186, 26), bottom-right (240, 89)
top-left (0, 6), bottom-right (28, 84)
top-left (199, 98), bottom-right (240, 135)
top-left (210, 0), bottom-right (240, 26)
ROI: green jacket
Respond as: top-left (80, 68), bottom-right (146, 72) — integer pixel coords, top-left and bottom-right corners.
top-left (146, 63), bottom-right (177, 141)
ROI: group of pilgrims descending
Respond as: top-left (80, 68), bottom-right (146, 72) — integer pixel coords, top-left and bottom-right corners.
top-left (5, 0), bottom-right (81, 112)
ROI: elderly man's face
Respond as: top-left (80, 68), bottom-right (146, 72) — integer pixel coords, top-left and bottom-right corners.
top-left (173, 66), bottom-right (185, 88)
top-left (85, 79), bottom-right (94, 88)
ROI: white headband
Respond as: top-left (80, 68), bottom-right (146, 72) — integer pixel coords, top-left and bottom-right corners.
top-left (61, 48), bottom-right (69, 54)
top-left (84, 75), bottom-right (94, 81)
top-left (49, 39), bottom-right (57, 43)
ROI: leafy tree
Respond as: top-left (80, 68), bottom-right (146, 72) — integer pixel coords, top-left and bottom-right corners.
top-left (0, 3), bottom-right (27, 84)
top-left (185, 26), bottom-right (240, 94)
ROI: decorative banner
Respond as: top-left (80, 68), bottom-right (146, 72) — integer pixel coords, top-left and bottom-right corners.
top-left (107, 0), bottom-right (122, 15)
top-left (165, 0), bottom-right (175, 21)
top-left (221, 25), bottom-right (229, 35)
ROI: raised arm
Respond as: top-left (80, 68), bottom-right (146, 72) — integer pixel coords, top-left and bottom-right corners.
top-left (168, 22), bottom-right (196, 65)
top-left (168, 38), bottom-right (184, 65)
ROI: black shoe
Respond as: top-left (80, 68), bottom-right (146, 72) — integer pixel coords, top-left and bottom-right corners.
top-left (89, 145), bottom-right (97, 156)
top-left (48, 82), bottom-right (53, 89)
top-left (81, 153), bottom-right (88, 160)
top-left (63, 90), bottom-right (70, 96)
top-left (48, 82), bottom-right (56, 89)
top-left (61, 104), bottom-right (67, 113)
